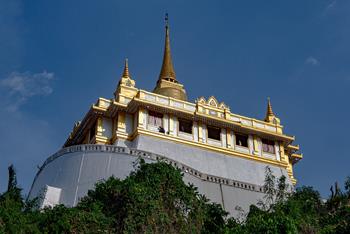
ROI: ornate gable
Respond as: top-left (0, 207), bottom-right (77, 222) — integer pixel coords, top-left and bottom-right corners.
top-left (207, 96), bottom-right (219, 107)
top-left (196, 96), bottom-right (230, 111)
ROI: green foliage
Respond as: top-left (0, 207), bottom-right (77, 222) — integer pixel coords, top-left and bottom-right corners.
top-left (5, 165), bottom-right (22, 205)
top-left (202, 203), bottom-right (228, 234)
top-left (239, 205), bottom-right (298, 234)
top-left (258, 166), bottom-right (289, 210)
top-left (0, 163), bottom-right (349, 234)
top-left (80, 160), bottom-right (211, 233)
top-left (37, 204), bottom-right (112, 233)
top-left (276, 175), bottom-right (288, 202)
top-left (0, 166), bottom-right (40, 233)
top-left (225, 167), bottom-right (350, 234)
top-left (262, 166), bottom-right (276, 208)
top-left (345, 176), bottom-right (350, 198)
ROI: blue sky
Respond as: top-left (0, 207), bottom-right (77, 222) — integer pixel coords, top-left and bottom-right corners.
top-left (0, 0), bottom-right (349, 197)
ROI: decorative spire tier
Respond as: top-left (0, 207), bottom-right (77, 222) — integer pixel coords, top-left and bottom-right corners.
top-left (122, 58), bottom-right (131, 78)
top-left (266, 97), bottom-right (274, 117)
top-left (153, 14), bottom-right (187, 101)
top-left (264, 97), bottom-right (280, 124)
top-left (114, 58), bottom-right (137, 100)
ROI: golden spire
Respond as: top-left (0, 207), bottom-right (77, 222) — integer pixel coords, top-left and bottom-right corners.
top-left (158, 13), bottom-right (177, 82)
top-left (267, 97), bottom-right (274, 116)
top-left (122, 58), bottom-right (130, 78)
top-left (265, 97), bottom-right (277, 123)
top-left (153, 14), bottom-right (187, 101)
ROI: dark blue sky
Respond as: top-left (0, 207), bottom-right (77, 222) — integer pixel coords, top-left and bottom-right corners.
top-left (1, 0), bottom-right (349, 197)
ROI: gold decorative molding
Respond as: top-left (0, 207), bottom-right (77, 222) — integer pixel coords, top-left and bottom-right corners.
top-left (196, 96), bottom-right (230, 111)
top-left (63, 94), bottom-right (301, 184)
top-left (97, 117), bottom-right (103, 136)
top-left (95, 135), bottom-right (109, 145)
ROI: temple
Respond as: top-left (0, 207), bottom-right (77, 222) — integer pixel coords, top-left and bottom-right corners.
top-left (29, 16), bottom-right (302, 217)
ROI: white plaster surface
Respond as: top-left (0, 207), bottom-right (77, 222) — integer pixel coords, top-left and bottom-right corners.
top-left (207, 138), bottom-right (222, 147)
top-left (132, 135), bottom-right (290, 186)
top-left (29, 138), bottom-right (291, 218)
top-left (178, 131), bottom-right (193, 141)
top-left (41, 185), bottom-right (62, 208)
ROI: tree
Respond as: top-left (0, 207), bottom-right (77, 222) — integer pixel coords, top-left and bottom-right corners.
top-left (1, 162), bottom-right (349, 233)
top-left (345, 176), bottom-right (350, 198)
top-left (37, 204), bottom-right (112, 233)
top-left (0, 165), bottom-right (40, 233)
top-left (276, 175), bottom-right (288, 202)
top-left (262, 166), bottom-right (276, 209)
top-left (4, 165), bottom-right (22, 204)
top-left (79, 159), bottom-right (212, 233)
top-left (202, 202), bottom-right (228, 234)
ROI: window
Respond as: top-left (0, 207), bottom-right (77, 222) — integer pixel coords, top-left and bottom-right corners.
top-left (262, 139), bottom-right (275, 154)
top-left (148, 111), bottom-right (163, 127)
top-left (235, 134), bottom-right (248, 147)
top-left (207, 126), bottom-right (221, 141)
top-left (179, 119), bottom-right (192, 134)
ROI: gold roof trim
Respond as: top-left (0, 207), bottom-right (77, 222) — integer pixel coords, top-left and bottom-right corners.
top-left (65, 92), bottom-right (295, 147)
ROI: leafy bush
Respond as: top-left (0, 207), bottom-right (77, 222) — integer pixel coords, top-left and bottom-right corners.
top-left (0, 163), bottom-right (349, 233)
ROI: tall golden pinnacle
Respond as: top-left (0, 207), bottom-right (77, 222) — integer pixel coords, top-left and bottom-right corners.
top-left (153, 14), bottom-right (187, 101)
top-left (122, 58), bottom-right (130, 78)
top-left (158, 13), bottom-right (177, 82)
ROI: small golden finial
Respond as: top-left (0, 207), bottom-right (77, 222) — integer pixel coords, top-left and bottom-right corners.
top-left (264, 97), bottom-right (275, 122)
top-left (267, 97), bottom-right (274, 116)
top-left (114, 58), bottom-right (136, 99)
top-left (122, 58), bottom-right (130, 78)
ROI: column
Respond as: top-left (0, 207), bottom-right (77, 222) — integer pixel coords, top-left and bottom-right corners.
top-left (137, 108), bottom-right (145, 129)
top-left (253, 135), bottom-right (260, 155)
top-left (221, 128), bottom-right (227, 147)
top-left (226, 129), bottom-right (233, 149)
top-left (163, 114), bottom-right (169, 134)
top-left (169, 114), bottom-right (174, 135)
top-left (275, 142), bottom-right (281, 161)
top-left (193, 121), bottom-right (199, 142)
top-left (248, 135), bottom-right (254, 155)
top-left (198, 122), bottom-right (204, 143)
